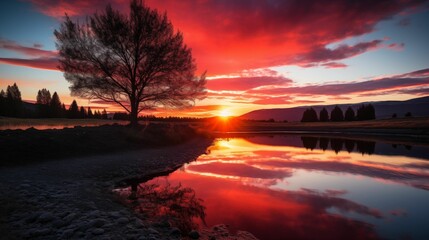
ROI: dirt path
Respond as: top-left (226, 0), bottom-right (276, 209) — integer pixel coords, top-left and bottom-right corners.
top-left (0, 138), bottom-right (213, 239)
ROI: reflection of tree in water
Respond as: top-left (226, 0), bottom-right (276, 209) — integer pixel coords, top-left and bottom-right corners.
top-left (301, 137), bottom-right (318, 150)
top-left (301, 137), bottom-right (375, 155)
top-left (129, 181), bottom-right (206, 234)
top-left (330, 138), bottom-right (343, 154)
top-left (344, 139), bottom-right (355, 153)
top-left (319, 137), bottom-right (329, 151)
top-left (356, 140), bottom-right (375, 155)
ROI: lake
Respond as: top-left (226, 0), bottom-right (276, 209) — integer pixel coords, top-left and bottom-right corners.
top-left (116, 134), bottom-right (429, 239)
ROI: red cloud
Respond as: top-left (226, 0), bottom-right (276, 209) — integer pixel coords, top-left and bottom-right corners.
top-left (0, 57), bottom-right (58, 71)
top-left (27, 0), bottom-right (425, 74)
top-left (0, 38), bottom-right (57, 58)
top-left (207, 76), bottom-right (292, 91)
top-left (253, 97), bottom-right (292, 105)
top-left (321, 62), bottom-right (348, 69)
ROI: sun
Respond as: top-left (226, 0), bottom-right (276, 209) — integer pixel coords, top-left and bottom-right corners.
top-left (219, 109), bottom-right (232, 118)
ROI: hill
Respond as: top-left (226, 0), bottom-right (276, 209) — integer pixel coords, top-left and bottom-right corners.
top-left (239, 96), bottom-right (429, 122)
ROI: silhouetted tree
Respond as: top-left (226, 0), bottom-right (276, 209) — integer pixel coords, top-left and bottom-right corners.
top-left (87, 107), bottom-right (94, 118)
top-left (36, 88), bottom-right (51, 105)
top-left (0, 89), bottom-right (6, 116)
top-left (94, 110), bottom-right (101, 119)
top-left (392, 113), bottom-right (397, 118)
top-left (54, 0), bottom-right (206, 127)
top-left (79, 106), bottom-right (87, 118)
top-left (367, 104), bottom-right (376, 120)
top-left (101, 109), bottom-right (108, 119)
top-left (344, 107), bottom-right (355, 121)
top-left (405, 112), bottom-right (412, 117)
top-left (61, 103), bottom-right (67, 117)
top-left (301, 108), bottom-right (318, 122)
top-left (330, 106), bottom-right (344, 122)
top-left (49, 92), bottom-right (63, 118)
top-left (319, 108), bottom-right (329, 122)
top-left (68, 100), bottom-right (80, 119)
top-left (5, 83), bottom-right (22, 117)
top-left (36, 88), bottom-right (52, 117)
top-left (356, 104), bottom-right (375, 121)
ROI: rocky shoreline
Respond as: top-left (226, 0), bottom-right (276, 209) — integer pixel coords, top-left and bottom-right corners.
top-left (0, 137), bottom-right (214, 239)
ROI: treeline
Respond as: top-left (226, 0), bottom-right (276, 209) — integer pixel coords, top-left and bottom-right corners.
top-left (112, 113), bottom-right (205, 122)
top-left (0, 83), bottom-right (107, 119)
top-left (301, 104), bottom-right (375, 122)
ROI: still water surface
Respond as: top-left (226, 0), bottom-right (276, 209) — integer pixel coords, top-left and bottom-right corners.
top-left (118, 135), bottom-right (429, 239)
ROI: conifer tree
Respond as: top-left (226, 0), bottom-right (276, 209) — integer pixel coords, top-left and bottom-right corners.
top-left (319, 108), bottom-right (329, 122)
top-left (330, 106), bottom-right (344, 122)
top-left (79, 106), bottom-right (87, 118)
top-left (50, 92), bottom-right (63, 118)
top-left (87, 107), bottom-right (93, 118)
top-left (344, 107), bottom-right (355, 121)
top-left (68, 100), bottom-right (79, 119)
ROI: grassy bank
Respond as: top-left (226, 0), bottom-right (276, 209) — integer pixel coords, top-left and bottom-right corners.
top-left (0, 123), bottom-right (208, 167)
top-left (0, 117), bottom-right (126, 130)
top-left (211, 117), bottom-right (429, 133)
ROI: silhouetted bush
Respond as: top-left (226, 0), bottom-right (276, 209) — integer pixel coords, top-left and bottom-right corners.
top-left (405, 112), bottom-right (412, 117)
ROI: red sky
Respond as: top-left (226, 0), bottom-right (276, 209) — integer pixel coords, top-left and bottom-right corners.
top-left (1, 0), bottom-right (429, 117)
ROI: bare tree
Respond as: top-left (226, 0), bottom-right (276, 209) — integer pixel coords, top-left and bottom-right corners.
top-left (54, 0), bottom-right (206, 126)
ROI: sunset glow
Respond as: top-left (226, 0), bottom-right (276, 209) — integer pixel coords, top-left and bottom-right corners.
top-left (1, 0), bottom-right (428, 117)
top-left (218, 109), bottom-right (232, 118)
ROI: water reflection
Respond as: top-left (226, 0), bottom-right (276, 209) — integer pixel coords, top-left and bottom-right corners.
top-left (117, 135), bottom-right (429, 239)
top-left (119, 180), bottom-right (206, 234)
top-left (301, 136), bottom-right (376, 155)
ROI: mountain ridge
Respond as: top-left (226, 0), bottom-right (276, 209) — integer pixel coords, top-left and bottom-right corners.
top-left (239, 96), bottom-right (429, 122)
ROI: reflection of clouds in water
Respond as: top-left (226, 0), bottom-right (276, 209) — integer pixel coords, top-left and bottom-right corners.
top-left (166, 174), bottom-right (381, 240)
top-left (196, 136), bottom-right (429, 192)
top-left (187, 162), bottom-right (293, 179)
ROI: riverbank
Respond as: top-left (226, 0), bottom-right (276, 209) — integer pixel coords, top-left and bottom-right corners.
top-left (0, 138), bottom-right (215, 239)
top-left (0, 123), bottom-right (206, 167)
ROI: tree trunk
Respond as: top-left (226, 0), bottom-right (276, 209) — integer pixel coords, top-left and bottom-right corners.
top-left (130, 106), bottom-right (139, 128)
